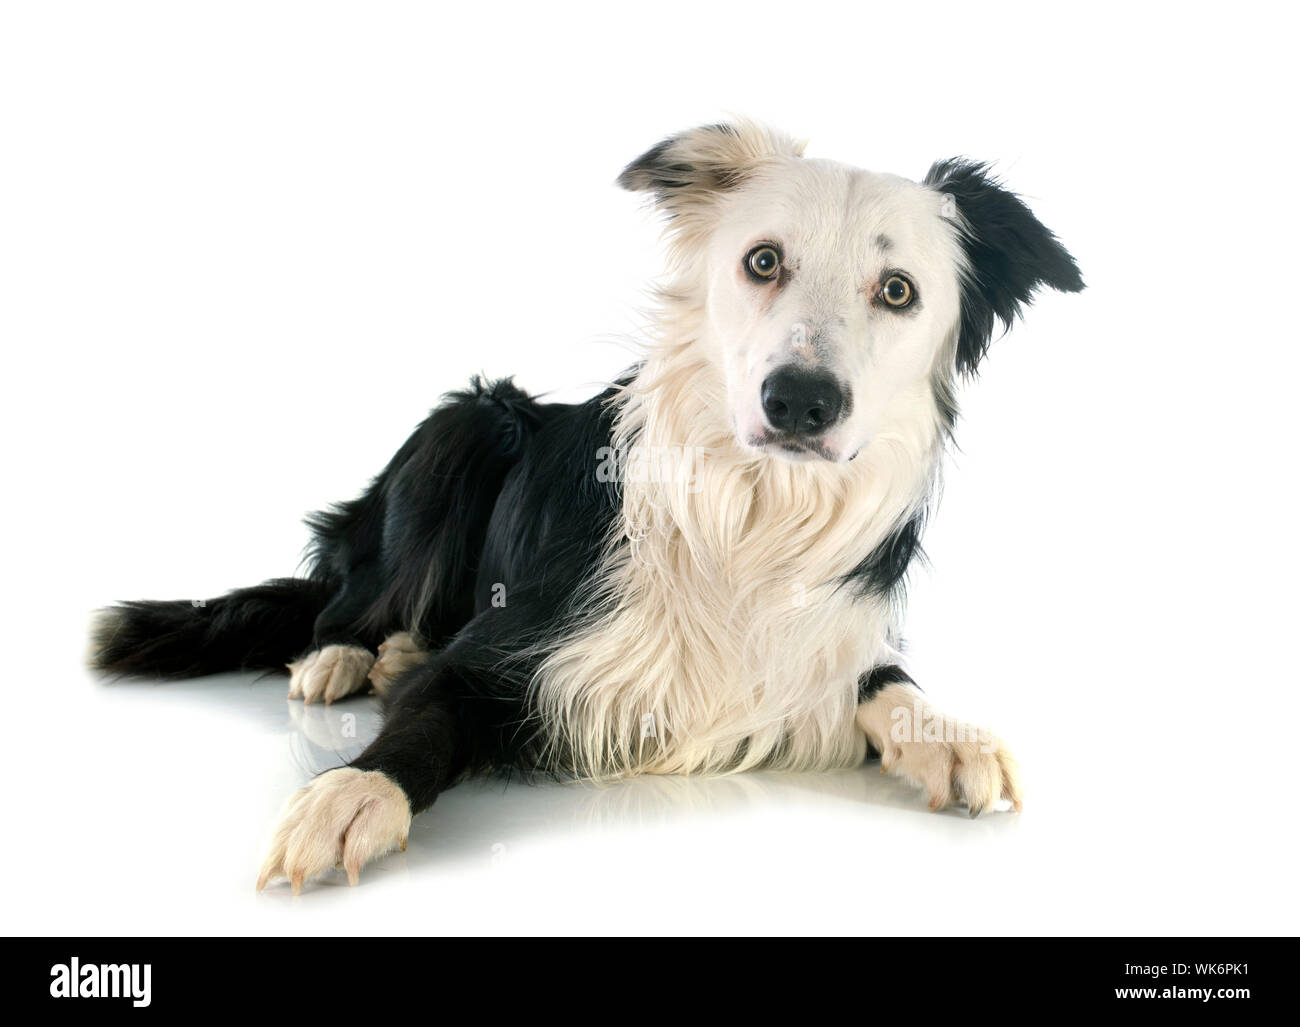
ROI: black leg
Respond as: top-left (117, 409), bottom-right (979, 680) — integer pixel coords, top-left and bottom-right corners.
top-left (310, 558), bottom-right (386, 650)
top-left (285, 561), bottom-right (387, 704)
top-left (348, 656), bottom-right (469, 813)
top-left (349, 618), bottom-right (538, 813)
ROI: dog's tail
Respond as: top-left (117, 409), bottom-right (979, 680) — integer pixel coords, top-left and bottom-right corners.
top-left (87, 577), bottom-right (333, 679)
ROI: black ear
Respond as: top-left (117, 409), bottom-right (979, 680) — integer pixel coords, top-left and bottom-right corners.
top-left (618, 121), bottom-right (804, 221)
top-left (925, 159), bottom-right (1084, 375)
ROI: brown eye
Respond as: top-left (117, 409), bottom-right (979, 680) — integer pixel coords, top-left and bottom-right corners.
top-left (746, 245), bottom-right (781, 280)
top-left (881, 274), bottom-right (914, 308)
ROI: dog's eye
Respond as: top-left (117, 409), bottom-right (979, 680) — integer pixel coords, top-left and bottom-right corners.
top-left (746, 245), bottom-right (781, 281)
top-left (881, 274), bottom-right (914, 308)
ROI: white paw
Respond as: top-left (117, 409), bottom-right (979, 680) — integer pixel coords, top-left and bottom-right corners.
top-left (256, 768), bottom-right (411, 894)
top-left (286, 644), bottom-right (374, 705)
top-left (857, 683), bottom-right (1022, 816)
top-left (366, 631), bottom-right (428, 696)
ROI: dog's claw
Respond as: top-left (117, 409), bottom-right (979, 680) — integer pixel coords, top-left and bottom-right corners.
top-left (286, 645), bottom-right (374, 706)
top-left (862, 685), bottom-right (1020, 819)
top-left (256, 768), bottom-right (411, 896)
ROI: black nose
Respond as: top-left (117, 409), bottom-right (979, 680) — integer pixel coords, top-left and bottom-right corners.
top-left (761, 367), bottom-right (844, 436)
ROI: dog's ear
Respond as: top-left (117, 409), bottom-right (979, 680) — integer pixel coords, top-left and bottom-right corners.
top-left (925, 159), bottom-right (1084, 375)
top-left (619, 122), bottom-right (804, 223)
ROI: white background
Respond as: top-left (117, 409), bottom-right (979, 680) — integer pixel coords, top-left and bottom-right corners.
top-left (2, 1), bottom-right (1297, 935)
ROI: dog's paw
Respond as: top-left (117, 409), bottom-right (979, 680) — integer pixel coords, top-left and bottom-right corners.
top-left (857, 683), bottom-right (1022, 816)
top-left (366, 631), bottom-right (428, 696)
top-left (880, 730), bottom-right (1022, 817)
top-left (256, 768), bottom-right (411, 894)
top-left (286, 645), bottom-right (374, 705)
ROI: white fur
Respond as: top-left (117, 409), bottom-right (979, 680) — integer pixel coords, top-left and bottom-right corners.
top-left (366, 631), bottom-right (428, 696)
top-left (256, 125), bottom-right (1019, 892)
top-left (257, 768), bottom-right (410, 893)
top-left (84, 608), bottom-right (122, 670)
top-left (532, 124), bottom-right (968, 779)
top-left (286, 644), bottom-right (374, 705)
top-left (857, 683), bottom-right (1022, 814)
top-left (709, 160), bottom-right (966, 462)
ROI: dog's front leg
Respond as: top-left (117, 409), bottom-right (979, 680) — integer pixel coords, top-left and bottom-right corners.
top-left (258, 646), bottom-right (488, 893)
top-left (856, 666), bottom-right (1022, 816)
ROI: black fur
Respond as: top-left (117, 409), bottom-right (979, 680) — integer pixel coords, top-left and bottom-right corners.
top-left (617, 123), bottom-right (749, 206)
top-left (842, 511), bottom-right (927, 601)
top-left (92, 377), bottom-right (625, 811)
top-left (857, 664), bottom-right (919, 760)
top-left (924, 159), bottom-right (1085, 374)
top-left (857, 664), bottom-right (916, 703)
top-left (91, 377), bottom-right (549, 681)
top-left (90, 578), bottom-right (333, 679)
top-left (350, 385), bottom-right (626, 809)
top-left (303, 376), bottom-right (546, 650)
top-left (843, 162), bottom-right (1087, 601)
top-left (90, 144), bottom-right (1082, 830)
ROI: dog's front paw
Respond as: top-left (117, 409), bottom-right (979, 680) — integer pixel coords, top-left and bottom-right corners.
top-left (256, 768), bottom-right (411, 894)
top-left (286, 644), bottom-right (374, 705)
top-left (880, 729), bottom-right (1021, 817)
top-left (857, 684), bottom-right (1022, 816)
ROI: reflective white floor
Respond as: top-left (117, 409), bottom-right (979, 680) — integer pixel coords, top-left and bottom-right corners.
top-left (6, 0), bottom-right (1300, 941)
top-left (9, 650), bottom-right (1296, 936)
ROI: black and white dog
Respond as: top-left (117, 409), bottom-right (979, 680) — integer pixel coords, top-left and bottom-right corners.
top-left (90, 122), bottom-right (1083, 893)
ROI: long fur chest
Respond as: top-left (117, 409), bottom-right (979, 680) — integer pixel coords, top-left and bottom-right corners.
top-left (530, 347), bottom-right (942, 779)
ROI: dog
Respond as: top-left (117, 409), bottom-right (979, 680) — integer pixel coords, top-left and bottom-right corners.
top-left (89, 121), bottom-right (1083, 893)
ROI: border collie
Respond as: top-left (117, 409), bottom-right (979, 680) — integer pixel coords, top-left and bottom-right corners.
top-left (89, 122), bottom-right (1083, 893)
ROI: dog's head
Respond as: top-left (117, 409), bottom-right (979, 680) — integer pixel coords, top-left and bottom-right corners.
top-left (619, 122), bottom-right (1083, 463)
